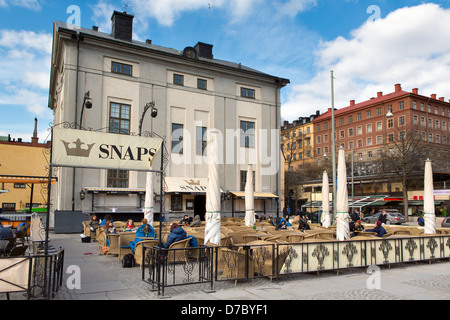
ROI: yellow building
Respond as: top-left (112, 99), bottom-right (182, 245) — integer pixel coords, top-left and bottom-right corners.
top-left (0, 119), bottom-right (51, 213)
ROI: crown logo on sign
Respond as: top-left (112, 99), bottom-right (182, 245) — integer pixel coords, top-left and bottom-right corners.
top-left (184, 179), bottom-right (200, 186)
top-left (62, 139), bottom-right (95, 157)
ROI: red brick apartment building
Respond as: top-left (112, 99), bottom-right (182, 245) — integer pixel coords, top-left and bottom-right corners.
top-left (288, 84), bottom-right (450, 216)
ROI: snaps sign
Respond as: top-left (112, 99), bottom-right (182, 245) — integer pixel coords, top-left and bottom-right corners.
top-left (52, 127), bottom-right (163, 171)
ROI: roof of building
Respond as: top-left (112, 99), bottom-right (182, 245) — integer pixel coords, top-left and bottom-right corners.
top-left (53, 21), bottom-right (290, 85)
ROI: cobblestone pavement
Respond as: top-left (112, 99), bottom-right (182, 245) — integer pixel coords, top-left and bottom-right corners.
top-left (3, 232), bottom-right (450, 301)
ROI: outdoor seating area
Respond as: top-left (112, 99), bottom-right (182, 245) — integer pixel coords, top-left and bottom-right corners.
top-left (0, 222), bottom-right (30, 258)
top-left (83, 215), bottom-right (450, 285)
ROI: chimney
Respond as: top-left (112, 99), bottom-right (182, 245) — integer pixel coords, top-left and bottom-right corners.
top-left (31, 118), bottom-right (38, 145)
top-left (146, 39), bottom-right (152, 45)
top-left (92, 26), bottom-right (99, 31)
top-left (350, 100), bottom-right (355, 106)
top-left (431, 94), bottom-right (437, 100)
top-left (412, 88), bottom-right (418, 94)
top-left (111, 11), bottom-right (134, 42)
top-left (395, 83), bottom-right (402, 92)
top-left (377, 92), bottom-right (383, 98)
top-left (439, 97), bottom-right (445, 101)
top-left (194, 42), bottom-right (213, 59)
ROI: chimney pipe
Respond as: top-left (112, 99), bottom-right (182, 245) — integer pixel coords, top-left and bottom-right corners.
top-left (377, 92), bottom-right (383, 98)
top-left (350, 100), bottom-right (355, 106)
top-left (412, 88), bottom-right (418, 94)
top-left (395, 83), bottom-right (402, 92)
top-left (431, 94), bottom-right (437, 100)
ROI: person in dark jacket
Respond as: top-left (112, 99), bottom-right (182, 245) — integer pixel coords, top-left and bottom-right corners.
top-left (163, 223), bottom-right (187, 248)
top-left (189, 215), bottom-right (201, 227)
top-left (378, 210), bottom-right (388, 225)
top-left (351, 209), bottom-right (361, 222)
top-left (366, 221), bottom-right (387, 237)
top-left (0, 224), bottom-right (13, 240)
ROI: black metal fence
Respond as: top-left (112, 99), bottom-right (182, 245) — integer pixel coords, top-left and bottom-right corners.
top-left (141, 235), bottom-right (450, 296)
top-left (0, 250), bottom-right (64, 300)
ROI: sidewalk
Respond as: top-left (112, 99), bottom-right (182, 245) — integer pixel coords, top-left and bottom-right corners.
top-left (44, 232), bottom-right (450, 301)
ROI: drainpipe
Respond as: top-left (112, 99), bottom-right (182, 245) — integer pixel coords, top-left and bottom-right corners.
top-left (72, 32), bottom-right (81, 211)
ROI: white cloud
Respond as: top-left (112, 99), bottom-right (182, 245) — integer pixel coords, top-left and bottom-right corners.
top-left (281, 3), bottom-right (450, 121)
top-left (274, 0), bottom-right (318, 17)
top-left (0, 0), bottom-right (41, 10)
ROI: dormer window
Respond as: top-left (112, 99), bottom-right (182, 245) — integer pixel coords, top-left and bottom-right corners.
top-left (111, 61), bottom-right (132, 76)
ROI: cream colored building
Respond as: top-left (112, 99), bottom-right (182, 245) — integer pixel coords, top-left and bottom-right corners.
top-left (48, 11), bottom-right (289, 222)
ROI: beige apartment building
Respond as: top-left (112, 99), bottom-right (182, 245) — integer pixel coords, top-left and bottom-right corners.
top-left (48, 11), bottom-right (289, 223)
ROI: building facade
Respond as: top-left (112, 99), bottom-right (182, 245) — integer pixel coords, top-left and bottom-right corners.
top-left (282, 84), bottom-right (450, 217)
top-left (0, 119), bottom-right (51, 213)
top-left (48, 11), bottom-right (289, 222)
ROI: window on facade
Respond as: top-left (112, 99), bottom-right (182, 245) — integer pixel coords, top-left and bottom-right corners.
top-left (111, 61), bottom-right (132, 76)
top-left (413, 101), bottom-right (417, 109)
top-left (171, 194), bottom-right (182, 211)
top-left (340, 130), bottom-right (345, 138)
top-left (399, 101), bottom-right (404, 110)
top-left (376, 121), bottom-right (382, 131)
top-left (428, 133), bottom-right (433, 143)
top-left (358, 139), bottom-right (363, 148)
top-left (377, 107), bottom-right (382, 116)
top-left (366, 123), bottom-right (372, 133)
top-left (349, 141), bottom-right (353, 149)
top-left (399, 116), bottom-right (405, 126)
top-left (196, 126), bottom-right (207, 156)
top-left (436, 135), bottom-right (440, 144)
top-left (324, 134), bottom-right (328, 142)
top-left (420, 103), bottom-right (424, 111)
top-left (108, 102), bottom-right (131, 188)
top-left (197, 78), bottom-right (207, 90)
top-left (348, 115), bottom-right (353, 124)
top-left (107, 169), bottom-right (129, 188)
top-left (443, 121), bottom-right (447, 131)
top-left (324, 122), bottom-right (328, 130)
top-left (442, 108), bottom-right (446, 116)
top-left (240, 121), bottom-right (255, 148)
top-left (241, 87), bottom-right (255, 99)
top-left (421, 117), bottom-right (425, 126)
top-left (357, 126), bottom-right (362, 135)
top-left (377, 135), bottom-right (383, 144)
top-left (357, 113), bottom-right (362, 121)
top-left (388, 119), bottom-right (394, 128)
top-left (317, 124), bottom-right (321, 132)
top-left (340, 118), bottom-right (344, 125)
top-left (388, 133), bottom-right (394, 142)
top-left (367, 110), bottom-right (371, 119)
top-left (109, 102), bottom-right (130, 134)
top-left (367, 137), bottom-right (373, 146)
top-left (317, 136), bottom-right (321, 143)
top-left (172, 123), bottom-right (184, 154)
top-left (349, 128), bottom-right (354, 137)
top-left (428, 118), bottom-right (432, 128)
top-left (413, 115), bottom-right (418, 125)
top-left (435, 120), bottom-right (439, 129)
top-left (240, 170), bottom-right (255, 191)
top-left (174, 74), bottom-right (184, 85)
top-left (435, 106), bottom-right (438, 114)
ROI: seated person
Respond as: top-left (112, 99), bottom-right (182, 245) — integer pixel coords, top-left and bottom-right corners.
top-left (189, 215), bottom-right (201, 227)
top-left (279, 215), bottom-right (292, 228)
top-left (365, 221), bottom-right (387, 237)
top-left (163, 223), bottom-right (187, 248)
top-left (124, 219), bottom-right (136, 232)
top-left (298, 215), bottom-right (311, 231)
top-left (180, 215), bottom-right (193, 226)
top-left (280, 220), bottom-right (288, 229)
top-left (349, 220), bottom-right (365, 237)
top-left (100, 214), bottom-right (113, 226)
top-left (130, 224), bottom-right (156, 253)
top-left (88, 214), bottom-right (100, 233)
top-left (417, 215), bottom-right (425, 226)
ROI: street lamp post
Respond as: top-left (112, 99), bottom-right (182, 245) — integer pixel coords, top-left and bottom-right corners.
top-left (79, 91), bottom-right (93, 129)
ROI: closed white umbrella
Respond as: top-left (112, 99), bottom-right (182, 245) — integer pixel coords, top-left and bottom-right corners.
top-left (336, 147), bottom-right (350, 240)
top-left (204, 130), bottom-right (221, 245)
top-left (424, 159), bottom-right (436, 234)
top-left (244, 164), bottom-right (256, 227)
top-left (143, 170), bottom-right (154, 227)
top-left (321, 170), bottom-right (331, 228)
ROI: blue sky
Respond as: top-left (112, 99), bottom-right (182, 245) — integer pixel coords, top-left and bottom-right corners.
top-left (2, 0), bottom-right (450, 141)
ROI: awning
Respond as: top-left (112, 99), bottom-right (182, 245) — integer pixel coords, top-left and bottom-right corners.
top-left (230, 191), bottom-right (278, 199)
top-left (165, 177), bottom-right (224, 194)
top-left (0, 175), bottom-right (57, 184)
top-left (400, 200), bottom-right (443, 206)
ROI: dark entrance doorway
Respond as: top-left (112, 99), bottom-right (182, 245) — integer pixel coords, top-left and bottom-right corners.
top-left (194, 195), bottom-right (206, 220)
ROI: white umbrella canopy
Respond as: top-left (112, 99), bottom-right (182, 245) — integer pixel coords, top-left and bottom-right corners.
top-left (143, 170), bottom-right (154, 227)
top-left (424, 159), bottom-right (436, 234)
top-left (321, 170), bottom-right (332, 228)
top-left (336, 147), bottom-right (350, 241)
top-left (244, 164), bottom-right (256, 227)
top-left (204, 130), bottom-right (221, 245)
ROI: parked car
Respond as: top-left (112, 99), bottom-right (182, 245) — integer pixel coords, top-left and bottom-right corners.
top-left (362, 209), bottom-right (406, 225)
top-left (441, 217), bottom-right (450, 228)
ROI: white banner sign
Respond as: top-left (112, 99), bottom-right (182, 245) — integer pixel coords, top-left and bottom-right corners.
top-left (52, 127), bottom-right (162, 171)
